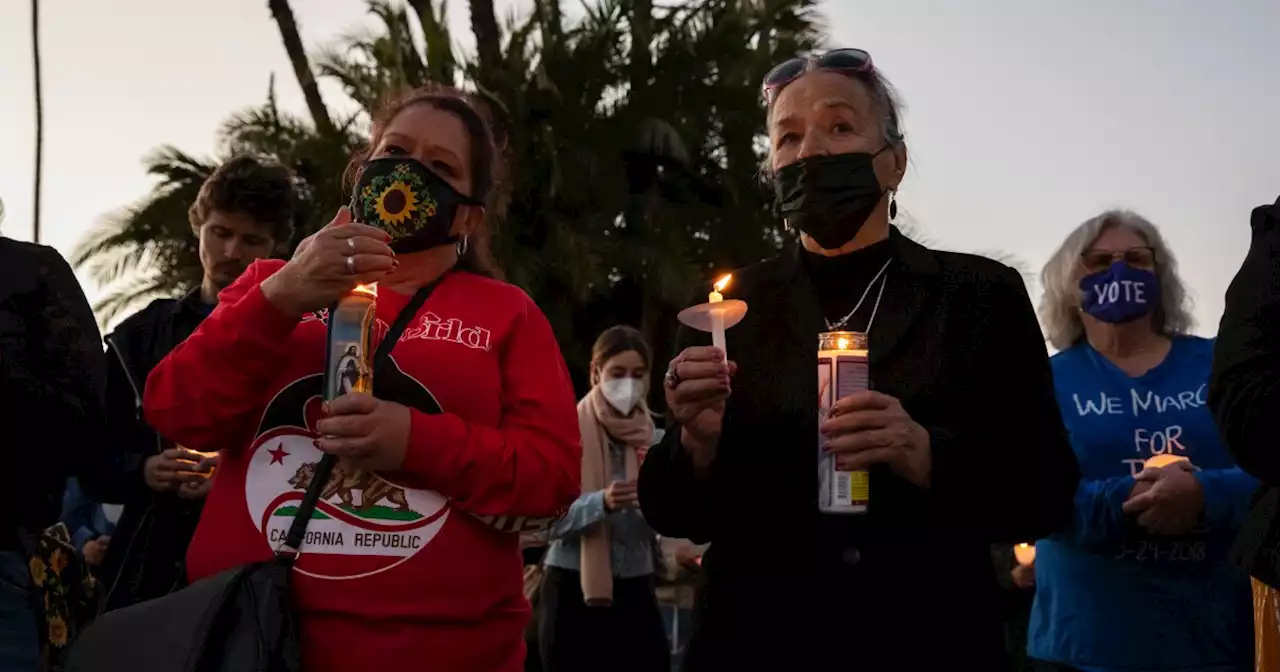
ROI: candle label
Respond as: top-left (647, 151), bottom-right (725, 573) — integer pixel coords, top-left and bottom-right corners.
top-left (325, 293), bottom-right (378, 401)
top-left (817, 349), bottom-right (871, 515)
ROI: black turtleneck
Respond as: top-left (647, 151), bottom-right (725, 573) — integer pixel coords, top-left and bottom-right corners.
top-left (800, 237), bottom-right (894, 332)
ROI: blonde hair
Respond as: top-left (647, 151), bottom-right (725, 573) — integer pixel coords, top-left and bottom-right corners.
top-left (1038, 209), bottom-right (1194, 350)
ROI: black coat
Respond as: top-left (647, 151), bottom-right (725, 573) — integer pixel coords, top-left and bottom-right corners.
top-left (638, 229), bottom-right (1080, 670)
top-left (1210, 195), bottom-right (1280, 482)
top-left (1209, 195), bottom-right (1280, 586)
top-left (0, 238), bottom-right (105, 551)
top-left (83, 291), bottom-right (210, 611)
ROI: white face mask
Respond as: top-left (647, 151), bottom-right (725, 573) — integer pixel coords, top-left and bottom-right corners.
top-left (600, 377), bottom-right (645, 415)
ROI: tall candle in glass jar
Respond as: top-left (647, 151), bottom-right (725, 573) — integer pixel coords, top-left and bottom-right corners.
top-left (325, 283), bottom-right (378, 401)
top-left (818, 331), bottom-right (870, 515)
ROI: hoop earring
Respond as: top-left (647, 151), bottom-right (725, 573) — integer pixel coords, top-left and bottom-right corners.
top-left (888, 191), bottom-right (898, 221)
top-left (456, 234), bottom-right (470, 256)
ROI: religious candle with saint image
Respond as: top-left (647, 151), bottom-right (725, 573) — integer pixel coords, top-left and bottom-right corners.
top-left (818, 331), bottom-right (870, 515)
top-left (325, 283), bottom-right (379, 401)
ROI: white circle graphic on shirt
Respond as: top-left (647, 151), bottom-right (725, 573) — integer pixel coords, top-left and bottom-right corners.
top-left (244, 381), bottom-right (450, 580)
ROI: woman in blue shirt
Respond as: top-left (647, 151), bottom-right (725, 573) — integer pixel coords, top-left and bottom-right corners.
top-left (539, 326), bottom-right (669, 672)
top-left (1027, 210), bottom-right (1257, 672)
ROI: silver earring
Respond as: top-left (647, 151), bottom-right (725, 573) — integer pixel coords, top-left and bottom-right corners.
top-left (456, 234), bottom-right (469, 256)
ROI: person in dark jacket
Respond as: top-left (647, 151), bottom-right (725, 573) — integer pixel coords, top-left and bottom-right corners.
top-left (1210, 195), bottom-right (1280, 483)
top-left (637, 48), bottom-right (1080, 671)
top-left (1208, 195), bottom-right (1280, 595)
top-left (86, 155), bottom-right (296, 611)
top-left (0, 235), bottom-right (105, 671)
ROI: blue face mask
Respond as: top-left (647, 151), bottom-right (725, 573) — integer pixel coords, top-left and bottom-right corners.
top-left (1079, 261), bottom-right (1159, 324)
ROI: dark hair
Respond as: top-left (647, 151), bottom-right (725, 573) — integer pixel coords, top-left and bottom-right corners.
top-left (189, 155), bottom-right (297, 245)
top-left (344, 84), bottom-right (506, 279)
top-left (590, 326), bottom-right (652, 384)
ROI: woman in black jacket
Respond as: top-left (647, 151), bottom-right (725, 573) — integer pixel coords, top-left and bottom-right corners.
top-left (637, 48), bottom-right (1081, 670)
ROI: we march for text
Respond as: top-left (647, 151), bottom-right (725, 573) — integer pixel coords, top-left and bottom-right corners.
top-left (1071, 384), bottom-right (1206, 475)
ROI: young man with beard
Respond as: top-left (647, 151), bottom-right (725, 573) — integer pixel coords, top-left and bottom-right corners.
top-left (86, 156), bottom-right (296, 611)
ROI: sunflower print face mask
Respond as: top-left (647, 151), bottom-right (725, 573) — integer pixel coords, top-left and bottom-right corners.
top-left (350, 157), bottom-right (482, 254)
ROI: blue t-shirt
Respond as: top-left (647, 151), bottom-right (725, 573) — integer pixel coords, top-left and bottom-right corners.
top-left (60, 477), bottom-right (116, 552)
top-left (1028, 336), bottom-right (1257, 672)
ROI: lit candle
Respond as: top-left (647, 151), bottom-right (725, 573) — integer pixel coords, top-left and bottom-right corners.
top-left (351, 283), bottom-right (378, 298)
top-left (709, 275), bottom-right (731, 353)
top-left (176, 447), bottom-right (220, 479)
top-left (817, 331), bottom-right (870, 515)
top-left (1014, 543), bottom-right (1036, 566)
top-left (677, 276), bottom-right (748, 362)
top-left (1143, 454), bottom-right (1190, 469)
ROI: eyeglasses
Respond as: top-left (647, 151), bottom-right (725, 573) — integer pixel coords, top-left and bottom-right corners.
top-left (1080, 246), bottom-right (1156, 272)
top-left (761, 49), bottom-right (875, 105)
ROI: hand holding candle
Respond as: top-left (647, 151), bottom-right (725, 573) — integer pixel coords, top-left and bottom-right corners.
top-left (175, 446), bottom-right (220, 480)
top-left (1123, 453), bottom-right (1203, 535)
top-left (669, 276), bottom-right (748, 470)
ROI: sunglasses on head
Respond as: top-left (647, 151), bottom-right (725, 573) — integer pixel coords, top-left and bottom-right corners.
top-left (761, 48), bottom-right (875, 105)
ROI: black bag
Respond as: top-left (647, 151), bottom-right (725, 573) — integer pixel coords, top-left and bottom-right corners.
top-left (64, 282), bottom-right (440, 672)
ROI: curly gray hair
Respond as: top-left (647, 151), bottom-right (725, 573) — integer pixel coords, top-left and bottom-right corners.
top-left (1038, 209), bottom-right (1194, 350)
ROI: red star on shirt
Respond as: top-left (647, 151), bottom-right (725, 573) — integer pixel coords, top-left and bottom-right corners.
top-left (268, 443), bottom-right (289, 465)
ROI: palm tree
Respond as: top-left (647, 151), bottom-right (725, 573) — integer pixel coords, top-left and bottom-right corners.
top-left (71, 0), bottom-right (831, 378)
top-left (70, 147), bottom-right (216, 323)
top-left (467, 0), bottom-right (502, 91)
top-left (31, 0), bottom-right (43, 243)
top-left (268, 0), bottom-right (336, 137)
top-left (70, 76), bottom-right (361, 325)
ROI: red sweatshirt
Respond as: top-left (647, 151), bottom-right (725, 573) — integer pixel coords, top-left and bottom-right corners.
top-left (143, 260), bottom-right (581, 672)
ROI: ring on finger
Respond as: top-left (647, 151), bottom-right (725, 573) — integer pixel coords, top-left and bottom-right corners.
top-left (664, 365), bottom-right (682, 390)
top-left (347, 238), bottom-right (356, 252)
top-left (346, 255), bottom-right (356, 274)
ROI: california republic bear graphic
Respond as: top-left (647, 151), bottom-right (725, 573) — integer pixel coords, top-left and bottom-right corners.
top-left (288, 461), bottom-right (412, 514)
top-left (244, 357), bottom-right (451, 580)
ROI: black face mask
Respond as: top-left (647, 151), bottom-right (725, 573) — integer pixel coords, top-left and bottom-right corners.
top-left (350, 157), bottom-right (483, 254)
top-left (772, 149), bottom-right (890, 250)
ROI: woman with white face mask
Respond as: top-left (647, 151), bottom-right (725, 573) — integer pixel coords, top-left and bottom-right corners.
top-left (538, 326), bottom-right (669, 672)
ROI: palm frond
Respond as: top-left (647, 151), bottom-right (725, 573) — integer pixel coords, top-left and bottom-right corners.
top-left (93, 271), bottom-right (183, 329)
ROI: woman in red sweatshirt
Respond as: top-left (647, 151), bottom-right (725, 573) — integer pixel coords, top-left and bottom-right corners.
top-left (142, 85), bottom-right (582, 672)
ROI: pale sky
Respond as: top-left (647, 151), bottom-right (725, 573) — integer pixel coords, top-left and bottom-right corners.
top-left (2, 0), bottom-right (1278, 335)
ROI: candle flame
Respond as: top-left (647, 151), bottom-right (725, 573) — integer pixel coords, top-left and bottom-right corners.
top-left (352, 283), bottom-right (378, 298)
top-left (1017, 543), bottom-right (1030, 550)
top-left (836, 337), bottom-right (850, 350)
top-left (713, 274), bottom-right (732, 293)
top-left (1144, 453), bottom-right (1189, 469)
